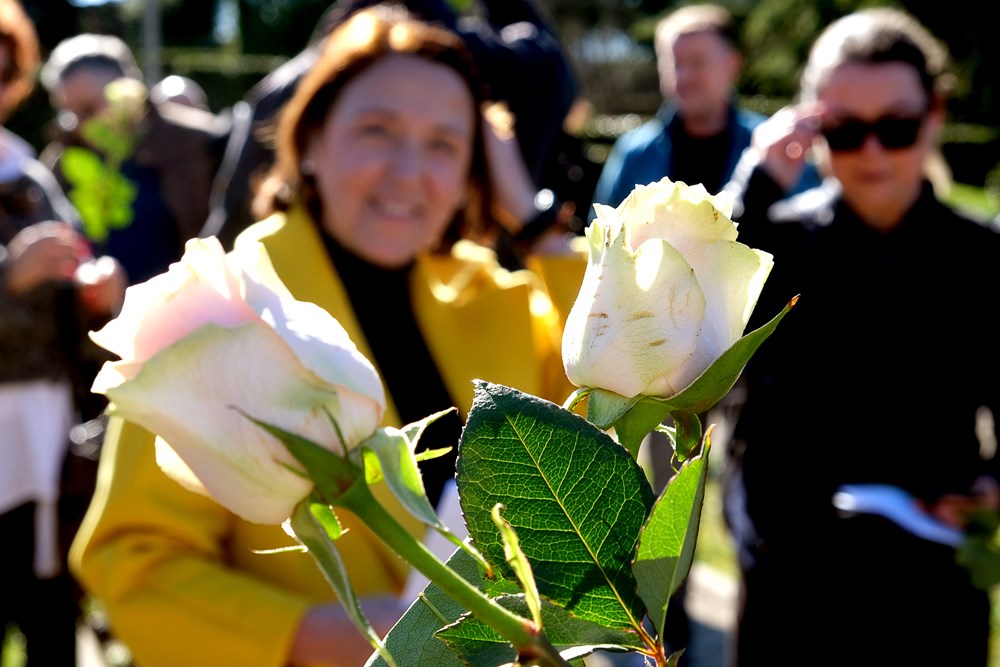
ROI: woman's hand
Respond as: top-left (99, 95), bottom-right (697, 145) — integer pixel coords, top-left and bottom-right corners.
top-left (75, 254), bottom-right (127, 316)
top-left (749, 103), bottom-right (824, 192)
top-left (923, 476), bottom-right (1000, 529)
top-left (4, 220), bottom-right (82, 294)
top-left (289, 595), bottom-right (408, 667)
top-left (482, 106), bottom-right (538, 232)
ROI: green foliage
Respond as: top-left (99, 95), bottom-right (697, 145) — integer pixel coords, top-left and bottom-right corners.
top-left (635, 440), bottom-right (710, 637)
top-left (61, 147), bottom-right (137, 243)
top-left (458, 382), bottom-right (654, 632)
top-left (356, 381), bottom-right (725, 666)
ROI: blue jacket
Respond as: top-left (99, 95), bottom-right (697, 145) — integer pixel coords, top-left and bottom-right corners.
top-left (590, 102), bottom-right (765, 219)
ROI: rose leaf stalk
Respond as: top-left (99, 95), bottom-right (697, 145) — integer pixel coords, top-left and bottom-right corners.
top-left (263, 419), bottom-right (572, 667)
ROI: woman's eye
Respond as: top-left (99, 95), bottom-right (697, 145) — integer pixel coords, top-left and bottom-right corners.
top-left (429, 138), bottom-right (461, 156)
top-left (358, 122), bottom-right (391, 137)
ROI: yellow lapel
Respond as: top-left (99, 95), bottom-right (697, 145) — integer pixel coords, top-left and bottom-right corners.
top-left (238, 207), bottom-right (403, 427)
top-left (239, 210), bottom-right (567, 424)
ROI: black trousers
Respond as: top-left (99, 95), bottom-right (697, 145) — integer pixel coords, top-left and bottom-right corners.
top-left (0, 501), bottom-right (78, 666)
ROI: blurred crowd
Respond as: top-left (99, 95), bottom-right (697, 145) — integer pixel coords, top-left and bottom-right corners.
top-left (2, 1), bottom-right (999, 667)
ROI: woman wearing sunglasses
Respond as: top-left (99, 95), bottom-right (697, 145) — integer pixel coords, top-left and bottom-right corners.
top-left (721, 8), bottom-right (1000, 666)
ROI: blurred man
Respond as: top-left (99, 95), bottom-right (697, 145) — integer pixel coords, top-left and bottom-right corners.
top-left (593, 4), bottom-right (774, 212)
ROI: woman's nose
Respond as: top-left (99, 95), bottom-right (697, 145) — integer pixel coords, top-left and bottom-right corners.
top-left (389, 139), bottom-right (422, 179)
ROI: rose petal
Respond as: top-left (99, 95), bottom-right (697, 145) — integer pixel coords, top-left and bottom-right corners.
top-left (90, 237), bottom-right (258, 363)
top-left (104, 322), bottom-right (381, 524)
top-left (563, 226), bottom-right (704, 398)
top-left (665, 242), bottom-right (774, 391)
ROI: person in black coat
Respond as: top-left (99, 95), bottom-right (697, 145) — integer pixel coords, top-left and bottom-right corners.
top-left (721, 8), bottom-right (1000, 666)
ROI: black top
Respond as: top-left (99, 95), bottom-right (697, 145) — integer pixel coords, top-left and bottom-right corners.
top-left (669, 124), bottom-right (731, 195)
top-left (722, 168), bottom-right (1000, 664)
top-left (322, 236), bottom-right (462, 507)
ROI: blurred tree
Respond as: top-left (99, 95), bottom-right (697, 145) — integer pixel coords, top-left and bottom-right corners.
top-left (237, 0), bottom-right (331, 56)
top-left (4, 0), bottom-right (995, 186)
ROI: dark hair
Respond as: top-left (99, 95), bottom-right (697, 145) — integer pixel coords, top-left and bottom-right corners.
top-left (0, 0), bottom-right (39, 115)
top-left (253, 2), bottom-right (493, 246)
top-left (800, 7), bottom-right (953, 103)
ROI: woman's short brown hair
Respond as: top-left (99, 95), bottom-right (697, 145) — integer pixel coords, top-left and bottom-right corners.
top-left (253, 2), bottom-right (493, 246)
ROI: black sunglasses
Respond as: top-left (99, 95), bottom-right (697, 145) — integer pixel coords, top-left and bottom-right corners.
top-left (820, 114), bottom-right (926, 152)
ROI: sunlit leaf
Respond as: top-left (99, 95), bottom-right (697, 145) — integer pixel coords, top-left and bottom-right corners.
top-left (437, 594), bottom-right (646, 665)
top-left (633, 429), bottom-right (712, 637)
top-left (457, 381), bottom-right (654, 631)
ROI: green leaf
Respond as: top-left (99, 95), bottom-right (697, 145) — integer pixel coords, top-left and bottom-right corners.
top-left (633, 430), bottom-right (712, 638)
top-left (289, 498), bottom-right (397, 667)
top-left (365, 546), bottom-right (512, 667)
top-left (437, 595), bottom-right (646, 666)
top-left (491, 504), bottom-right (542, 628)
top-left (457, 381), bottom-right (655, 631)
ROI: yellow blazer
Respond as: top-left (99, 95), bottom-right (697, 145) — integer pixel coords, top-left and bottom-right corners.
top-left (70, 205), bottom-right (578, 667)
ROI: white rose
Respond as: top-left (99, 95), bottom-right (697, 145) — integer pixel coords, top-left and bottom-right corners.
top-left (91, 237), bottom-right (385, 524)
top-left (562, 178), bottom-right (773, 399)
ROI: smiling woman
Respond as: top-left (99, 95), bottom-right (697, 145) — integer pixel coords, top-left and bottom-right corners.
top-left (67, 5), bottom-right (580, 667)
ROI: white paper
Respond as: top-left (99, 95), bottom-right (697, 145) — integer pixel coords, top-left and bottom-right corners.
top-left (832, 483), bottom-right (964, 547)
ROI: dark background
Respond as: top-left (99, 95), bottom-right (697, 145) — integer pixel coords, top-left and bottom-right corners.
top-left (14, 0), bottom-right (999, 191)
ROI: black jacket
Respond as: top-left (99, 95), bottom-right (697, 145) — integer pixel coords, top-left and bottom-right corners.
top-left (723, 167), bottom-right (1000, 665)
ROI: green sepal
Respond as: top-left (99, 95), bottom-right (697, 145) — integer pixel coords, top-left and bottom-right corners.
top-left (289, 498), bottom-right (397, 667)
top-left (360, 417), bottom-right (489, 573)
top-left (241, 412), bottom-right (363, 502)
top-left (586, 297), bottom-right (796, 456)
top-left (669, 411), bottom-right (703, 464)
